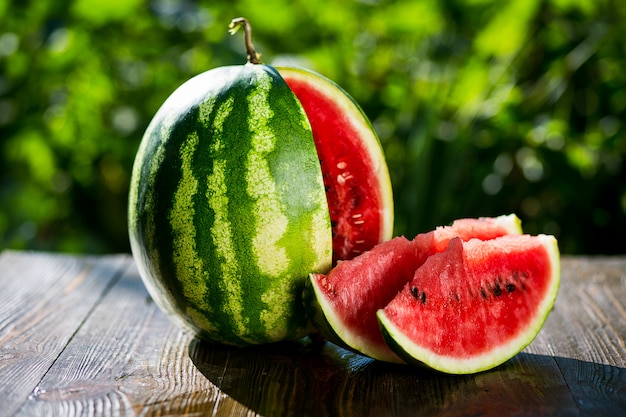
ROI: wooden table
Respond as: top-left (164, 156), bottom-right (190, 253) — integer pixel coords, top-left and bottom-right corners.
top-left (0, 250), bottom-right (624, 416)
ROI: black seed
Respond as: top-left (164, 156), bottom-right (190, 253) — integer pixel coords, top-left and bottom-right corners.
top-left (410, 287), bottom-right (427, 304)
top-left (493, 283), bottom-right (503, 297)
top-left (481, 288), bottom-right (488, 299)
top-left (506, 283), bottom-right (516, 293)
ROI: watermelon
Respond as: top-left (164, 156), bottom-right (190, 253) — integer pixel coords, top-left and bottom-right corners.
top-left (303, 214), bottom-right (523, 363)
top-left (378, 234), bottom-right (560, 374)
top-left (127, 18), bottom-right (393, 346)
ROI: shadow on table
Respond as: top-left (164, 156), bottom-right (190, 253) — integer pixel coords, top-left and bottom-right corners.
top-left (188, 337), bottom-right (626, 417)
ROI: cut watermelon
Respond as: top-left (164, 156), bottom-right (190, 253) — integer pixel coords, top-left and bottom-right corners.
top-left (128, 19), bottom-right (395, 346)
top-left (278, 67), bottom-right (394, 263)
top-left (303, 215), bottom-right (523, 363)
top-left (378, 234), bottom-right (560, 374)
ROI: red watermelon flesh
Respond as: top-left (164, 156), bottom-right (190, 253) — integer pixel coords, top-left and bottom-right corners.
top-left (304, 215), bottom-right (522, 363)
top-left (378, 234), bottom-right (560, 374)
top-left (277, 67), bottom-right (394, 264)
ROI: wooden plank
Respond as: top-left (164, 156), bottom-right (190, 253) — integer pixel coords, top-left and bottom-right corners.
top-left (532, 257), bottom-right (626, 365)
top-left (0, 251), bottom-right (127, 417)
top-left (3, 254), bottom-right (625, 416)
top-left (12, 256), bottom-right (232, 417)
top-left (557, 257), bottom-right (626, 415)
top-left (526, 256), bottom-right (626, 416)
top-left (189, 335), bottom-right (582, 417)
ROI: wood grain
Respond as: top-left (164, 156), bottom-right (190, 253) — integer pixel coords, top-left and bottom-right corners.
top-left (13, 259), bottom-right (218, 416)
top-left (189, 336), bottom-right (587, 416)
top-left (0, 251), bottom-right (127, 417)
top-left (0, 252), bottom-right (625, 417)
top-left (527, 256), bottom-right (626, 416)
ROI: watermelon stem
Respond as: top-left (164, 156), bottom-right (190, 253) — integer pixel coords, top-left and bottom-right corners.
top-left (229, 17), bottom-right (261, 65)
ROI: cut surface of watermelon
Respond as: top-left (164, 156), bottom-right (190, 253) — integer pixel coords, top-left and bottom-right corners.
top-left (277, 67), bottom-right (394, 263)
top-left (378, 234), bottom-right (560, 374)
top-left (304, 215), bottom-right (523, 363)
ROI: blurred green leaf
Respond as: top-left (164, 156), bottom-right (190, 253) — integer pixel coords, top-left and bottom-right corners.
top-left (71, 0), bottom-right (143, 26)
top-left (1, 0), bottom-right (625, 255)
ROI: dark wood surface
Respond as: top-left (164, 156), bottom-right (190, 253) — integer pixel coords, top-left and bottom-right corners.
top-left (0, 250), bottom-right (624, 416)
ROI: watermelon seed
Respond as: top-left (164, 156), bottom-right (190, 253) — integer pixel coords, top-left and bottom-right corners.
top-left (506, 283), bottom-right (516, 293)
top-left (513, 270), bottom-right (529, 291)
top-left (322, 276), bottom-right (337, 296)
top-left (337, 161), bottom-right (347, 169)
top-left (410, 286), bottom-right (427, 304)
top-left (480, 288), bottom-right (488, 299)
top-left (493, 283), bottom-right (503, 297)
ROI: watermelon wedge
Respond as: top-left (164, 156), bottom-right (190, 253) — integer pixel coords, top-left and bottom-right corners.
top-left (303, 215), bottom-right (523, 363)
top-left (378, 234), bottom-right (560, 374)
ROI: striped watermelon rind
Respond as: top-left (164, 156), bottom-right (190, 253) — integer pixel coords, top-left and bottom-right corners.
top-left (129, 64), bottom-right (334, 345)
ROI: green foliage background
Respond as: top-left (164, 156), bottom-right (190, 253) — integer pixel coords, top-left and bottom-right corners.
top-left (1, 0), bottom-right (625, 254)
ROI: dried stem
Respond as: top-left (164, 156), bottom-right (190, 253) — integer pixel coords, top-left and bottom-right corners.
top-left (229, 17), bottom-right (261, 64)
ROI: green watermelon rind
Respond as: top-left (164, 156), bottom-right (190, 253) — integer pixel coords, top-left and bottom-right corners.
top-left (376, 234), bottom-right (561, 374)
top-left (475, 214), bottom-right (522, 235)
top-left (303, 271), bottom-right (406, 363)
top-left (302, 274), bottom-right (369, 355)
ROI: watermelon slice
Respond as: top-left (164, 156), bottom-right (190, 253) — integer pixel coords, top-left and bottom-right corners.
top-left (378, 234), bottom-right (560, 374)
top-left (303, 215), bottom-right (523, 363)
